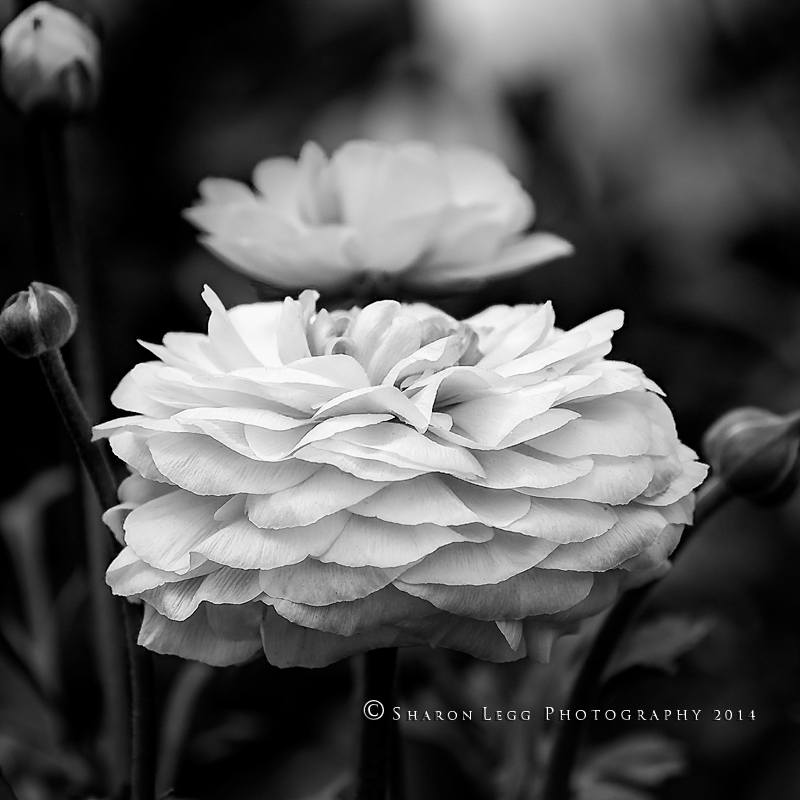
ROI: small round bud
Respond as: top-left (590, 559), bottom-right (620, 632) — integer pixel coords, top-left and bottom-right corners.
top-left (1, 2), bottom-right (101, 118)
top-left (0, 282), bottom-right (77, 358)
top-left (702, 407), bottom-right (800, 504)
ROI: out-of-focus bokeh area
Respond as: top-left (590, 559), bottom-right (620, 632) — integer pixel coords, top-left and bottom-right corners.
top-left (2, 0), bottom-right (800, 798)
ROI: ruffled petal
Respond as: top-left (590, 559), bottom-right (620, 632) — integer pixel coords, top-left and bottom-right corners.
top-left (267, 585), bottom-right (435, 636)
top-left (397, 531), bottom-right (558, 586)
top-left (124, 491), bottom-right (224, 572)
top-left (320, 515), bottom-right (490, 569)
top-left (395, 567), bottom-right (594, 620)
top-left (351, 474), bottom-right (528, 527)
top-left (140, 568), bottom-right (263, 620)
top-left (246, 467), bottom-right (386, 529)
top-left (537, 505), bottom-right (672, 572)
top-left (138, 604), bottom-right (262, 667)
top-left (194, 512), bottom-right (350, 570)
top-left (259, 560), bottom-right (408, 606)
top-left (146, 432), bottom-right (317, 495)
top-left (395, 614), bottom-right (527, 662)
top-left (260, 607), bottom-right (408, 668)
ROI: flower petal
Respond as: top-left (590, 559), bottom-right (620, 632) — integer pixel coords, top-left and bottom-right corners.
top-left (260, 607), bottom-right (407, 668)
top-left (138, 604), bottom-right (262, 666)
top-left (246, 467), bottom-right (386, 529)
top-left (537, 505), bottom-right (672, 572)
top-left (268, 585), bottom-right (435, 636)
top-left (146, 432), bottom-right (317, 495)
top-left (140, 569), bottom-right (263, 620)
top-left (395, 614), bottom-right (527, 662)
top-left (397, 531), bottom-right (558, 586)
top-left (259, 560), bottom-right (408, 606)
top-left (124, 491), bottom-right (224, 572)
top-left (320, 515), bottom-right (489, 569)
top-left (396, 567), bottom-right (593, 620)
top-left (351, 475), bottom-right (530, 527)
top-left (194, 512), bottom-right (350, 570)
top-left (410, 232), bottom-right (574, 287)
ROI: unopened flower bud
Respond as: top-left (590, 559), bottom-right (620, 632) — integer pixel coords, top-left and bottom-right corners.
top-left (702, 407), bottom-right (800, 504)
top-left (0, 282), bottom-right (77, 358)
top-left (1, 2), bottom-right (101, 118)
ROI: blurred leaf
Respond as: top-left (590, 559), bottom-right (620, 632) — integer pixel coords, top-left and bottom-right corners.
top-left (0, 620), bottom-right (42, 703)
top-left (576, 786), bottom-right (649, 800)
top-left (604, 615), bottom-right (715, 681)
top-left (0, 466), bottom-right (74, 698)
top-left (300, 772), bottom-right (350, 800)
top-left (0, 663), bottom-right (91, 796)
top-left (575, 734), bottom-right (686, 800)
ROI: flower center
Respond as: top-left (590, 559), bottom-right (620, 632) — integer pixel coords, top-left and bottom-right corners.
top-left (300, 294), bottom-right (482, 384)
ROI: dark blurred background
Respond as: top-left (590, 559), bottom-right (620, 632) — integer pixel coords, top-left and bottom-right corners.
top-left (2, 0), bottom-right (800, 798)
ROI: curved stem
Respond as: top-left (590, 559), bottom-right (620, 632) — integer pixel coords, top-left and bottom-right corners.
top-left (542, 474), bottom-right (730, 800)
top-left (36, 348), bottom-right (156, 800)
top-left (37, 349), bottom-right (117, 510)
top-left (356, 648), bottom-right (401, 800)
top-left (27, 119), bottom-right (132, 794)
top-left (691, 475), bottom-right (732, 529)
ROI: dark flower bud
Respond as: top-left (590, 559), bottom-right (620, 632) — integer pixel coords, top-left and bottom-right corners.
top-left (702, 407), bottom-right (800, 504)
top-left (1, 2), bottom-right (101, 118)
top-left (0, 282), bottom-right (77, 358)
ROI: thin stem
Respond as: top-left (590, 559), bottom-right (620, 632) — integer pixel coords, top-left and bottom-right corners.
top-left (38, 124), bottom-right (104, 419)
top-left (36, 348), bottom-right (156, 800)
top-left (691, 475), bottom-right (732, 529)
top-left (26, 117), bottom-right (130, 792)
top-left (541, 474), bottom-right (731, 800)
top-left (123, 604), bottom-right (157, 800)
top-left (356, 648), bottom-right (401, 800)
top-left (83, 480), bottom-right (131, 791)
top-left (156, 662), bottom-right (214, 796)
top-left (37, 349), bottom-right (117, 510)
top-left (0, 763), bottom-right (21, 800)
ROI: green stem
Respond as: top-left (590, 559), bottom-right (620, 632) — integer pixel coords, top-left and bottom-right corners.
top-left (541, 475), bottom-right (730, 800)
top-left (36, 348), bottom-right (156, 800)
top-left (356, 648), bottom-right (401, 800)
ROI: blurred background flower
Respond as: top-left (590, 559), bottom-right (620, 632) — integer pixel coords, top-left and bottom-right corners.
top-left (184, 140), bottom-right (572, 300)
top-left (2, 0), bottom-right (800, 797)
top-left (0, 1), bottom-right (101, 118)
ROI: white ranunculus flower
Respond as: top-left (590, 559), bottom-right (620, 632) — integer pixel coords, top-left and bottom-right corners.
top-left (184, 141), bottom-right (573, 297)
top-left (94, 288), bottom-right (706, 668)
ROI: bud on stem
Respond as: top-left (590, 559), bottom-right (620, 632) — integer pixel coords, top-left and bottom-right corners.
top-left (0, 281), bottom-right (77, 358)
top-left (1, 1), bottom-right (101, 118)
top-left (702, 407), bottom-right (800, 504)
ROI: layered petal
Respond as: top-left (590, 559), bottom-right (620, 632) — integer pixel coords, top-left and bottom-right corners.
top-left (99, 287), bottom-right (705, 669)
